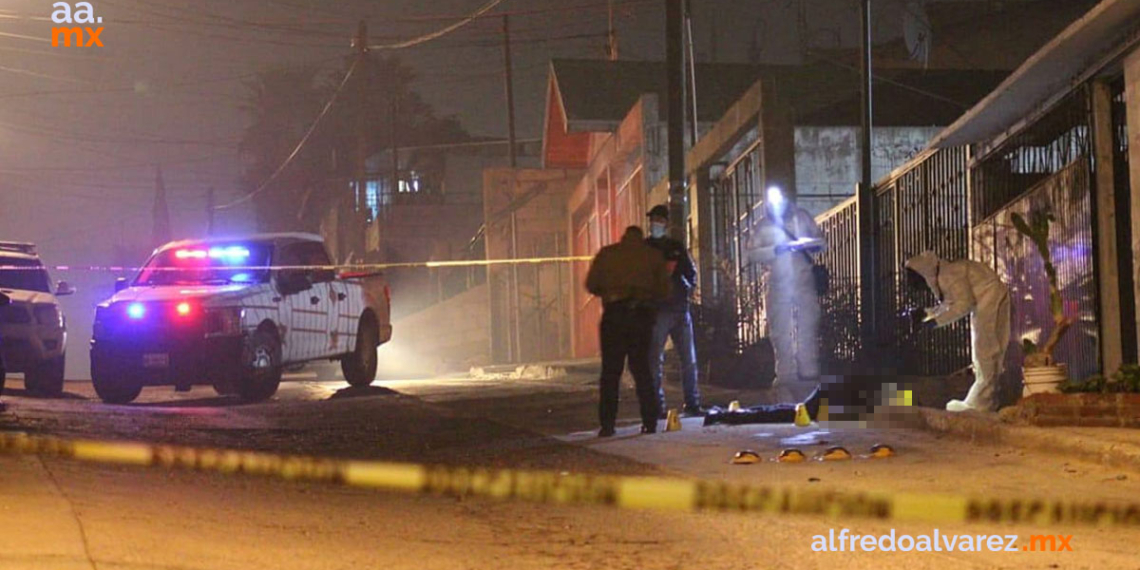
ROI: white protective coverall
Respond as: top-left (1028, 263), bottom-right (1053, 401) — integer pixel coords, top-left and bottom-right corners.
top-left (747, 205), bottom-right (826, 384)
top-left (904, 251), bottom-right (1011, 412)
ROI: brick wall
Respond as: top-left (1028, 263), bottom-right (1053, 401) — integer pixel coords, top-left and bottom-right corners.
top-left (1006, 393), bottom-right (1140, 428)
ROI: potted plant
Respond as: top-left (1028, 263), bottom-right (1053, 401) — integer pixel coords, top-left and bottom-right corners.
top-left (1011, 209), bottom-right (1073, 395)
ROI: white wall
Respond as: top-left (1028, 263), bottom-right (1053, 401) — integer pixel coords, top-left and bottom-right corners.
top-left (795, 126), bottom-right (944, 216)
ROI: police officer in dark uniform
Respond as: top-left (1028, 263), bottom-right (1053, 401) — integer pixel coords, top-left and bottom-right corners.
top-left (586, 226), bottom-right (671, 437)
top-left (645, 205), bottom-right (703, 416)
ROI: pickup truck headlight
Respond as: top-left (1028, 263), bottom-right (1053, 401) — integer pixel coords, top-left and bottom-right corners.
top-left (34, 305), bottom-right (63, 328)
top-left (205, 307), bottom-right (244, 337)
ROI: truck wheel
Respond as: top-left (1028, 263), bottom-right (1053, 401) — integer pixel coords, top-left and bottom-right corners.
top-left (25, 356), bottom-right (65, 398)
top-left (236, 330), bottom-right (282, 402)
top-left (341, 317), bottom-right (379, 388)
top-left (91, 357), bottom-right (141, 404)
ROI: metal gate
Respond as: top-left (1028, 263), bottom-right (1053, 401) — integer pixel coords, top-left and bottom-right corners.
top-left (706, 141), bottom-right (767, 353)
top-left (873, 147), bottom-right (973, 376)
top-left (971, 88), bottom-right (1100, 382)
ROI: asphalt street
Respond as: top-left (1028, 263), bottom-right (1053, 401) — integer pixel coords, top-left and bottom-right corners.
top-left (1, 367), bottom-right (1138, 569)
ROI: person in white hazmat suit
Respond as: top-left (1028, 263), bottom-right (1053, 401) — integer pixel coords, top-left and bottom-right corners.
top-left (746, 187), bottom-right (826, 387)
top-left (904, 251), bottom-right (1011, 412)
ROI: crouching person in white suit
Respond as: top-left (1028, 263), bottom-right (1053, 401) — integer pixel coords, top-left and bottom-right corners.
top-left (904, 251), bottom-right (1011, 412)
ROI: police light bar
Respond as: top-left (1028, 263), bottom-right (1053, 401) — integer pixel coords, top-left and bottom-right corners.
top-left (208, 246), bottom-right (250, 260)
top-left (175, 250), bottom-right (208, 259)
top-left (174, 247), bottom-right (250, 261)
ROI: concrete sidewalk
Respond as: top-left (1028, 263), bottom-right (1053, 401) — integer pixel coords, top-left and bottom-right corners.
top-left (918, 406), bottom-right (1140, 472)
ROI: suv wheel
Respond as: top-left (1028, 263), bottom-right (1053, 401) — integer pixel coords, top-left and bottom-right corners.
top-left (341, 317), bottom-right (379, 388)
top-left (25, 356), bottom-right (65, 398)
top-left (236, 330), bottom-right (282, 402)
top-left (91, 355), bottom-right (142, 404)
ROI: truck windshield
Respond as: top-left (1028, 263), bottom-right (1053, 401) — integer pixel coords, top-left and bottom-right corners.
top-left (0, 256), bottom-right (51, 293)
top-left (135, 243), bottom-right (272, 286)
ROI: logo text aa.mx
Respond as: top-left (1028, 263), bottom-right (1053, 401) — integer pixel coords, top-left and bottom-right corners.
top-left (51, 2), bottom-right (104, 47)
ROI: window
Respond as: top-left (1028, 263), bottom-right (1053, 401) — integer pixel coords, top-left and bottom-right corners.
top-left (277, 241), bottom-right (335, 284)
top-left (0, 256), bottom-right (51, 293)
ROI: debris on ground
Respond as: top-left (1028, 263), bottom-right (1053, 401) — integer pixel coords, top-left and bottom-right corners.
top-left (469, 365), bottom-right (568, 381)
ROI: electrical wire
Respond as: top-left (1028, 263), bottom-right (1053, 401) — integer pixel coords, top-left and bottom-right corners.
top-left (0, 30), bottom-right (49, 42)
top-left (0, 55), bottom-right (343, 100)
top-left (214, 57), bottom-right (360, 211)
top-left (367, 0), bottom-right (505, 50)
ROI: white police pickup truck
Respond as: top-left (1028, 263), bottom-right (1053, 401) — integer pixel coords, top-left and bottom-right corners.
top-left (90, 233), bottom-right (392, 403)
top-left (0, 241), bottom-right (75, 397)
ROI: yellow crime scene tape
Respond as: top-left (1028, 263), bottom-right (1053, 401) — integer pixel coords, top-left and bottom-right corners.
top-left (1, 430), bottom-right (1138, 528)
top-left (0, 256), bottom-right (596, 273)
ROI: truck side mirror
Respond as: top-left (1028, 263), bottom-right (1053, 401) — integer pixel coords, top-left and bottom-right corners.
top-left (55, 281), bottom-right (76, 296)
top-left (114, 278), bottom-right (129, 293)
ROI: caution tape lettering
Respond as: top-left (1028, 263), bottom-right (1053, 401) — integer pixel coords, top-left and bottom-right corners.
top-left (420, 467), bottom-right (619, 506)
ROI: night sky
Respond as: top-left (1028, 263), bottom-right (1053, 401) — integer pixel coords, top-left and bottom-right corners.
top-left (0, 0), bottom-right (947, 255)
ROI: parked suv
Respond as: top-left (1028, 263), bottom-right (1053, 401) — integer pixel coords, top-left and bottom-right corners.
top-left (0, 242), bottom-right (75, 397)
top-left (90, 233), bottom-right (392, 403)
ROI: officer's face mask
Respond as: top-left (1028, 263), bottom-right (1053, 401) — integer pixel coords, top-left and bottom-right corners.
top-left (649, 221), bottom-right (667, 239)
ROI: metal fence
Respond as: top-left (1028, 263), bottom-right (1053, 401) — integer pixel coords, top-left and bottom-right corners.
top-left (705, 141), bottom-right (767, 353)
top-left (872, 147), bottom-right (974, 376)
top-left (814, 198), bottom-right (861, 371)
top-left (698, 85), bottom-right (1106, 383)
top-left (971, 87), bottom-right (1100, 382)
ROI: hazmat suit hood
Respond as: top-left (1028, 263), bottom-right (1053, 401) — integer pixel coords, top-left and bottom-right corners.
top-left (904, 251), bottom-right (944, 301)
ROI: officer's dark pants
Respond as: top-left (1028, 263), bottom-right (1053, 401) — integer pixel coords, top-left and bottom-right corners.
top-left (598, 301), bottom-right (659, 431)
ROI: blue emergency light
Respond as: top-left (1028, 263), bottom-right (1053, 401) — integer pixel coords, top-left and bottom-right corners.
top-left (127, 303), bottom-right (146, 319)
top-left (208, 246), bottom-right (250, 260)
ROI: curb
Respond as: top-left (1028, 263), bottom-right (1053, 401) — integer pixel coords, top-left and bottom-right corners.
top-left (916, 408), bottom-right (1140, 473)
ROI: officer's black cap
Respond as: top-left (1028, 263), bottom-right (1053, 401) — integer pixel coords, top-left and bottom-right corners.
top-left (647, 205), bottom-right (669, 220)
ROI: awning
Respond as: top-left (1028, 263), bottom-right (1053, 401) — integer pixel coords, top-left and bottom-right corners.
top-left (929, 0), bottom-right (1140, 149)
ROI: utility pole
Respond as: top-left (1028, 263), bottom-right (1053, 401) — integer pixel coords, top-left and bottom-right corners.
top-left (606, 0), bottom-right (619, 60)
top-left (503, 14), bottom-right (522, 362)
top-left (205, 186), bottom-right (215, 236)
top-left (503, 15), bottom-right (518, 169)
top-left (684, 0), bottom-right (699, 148)
top-left (665, 0), bottom-right (687, 241)
top-left (390, 80), bottom-right (399, 205)
top-left (857, 0), bottom-right (877, 360)
top-left (353, 20), bottom-right (370, 226)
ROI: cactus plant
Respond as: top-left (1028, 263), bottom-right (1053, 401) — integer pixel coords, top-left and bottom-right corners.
top-left (1010, 209), bottom-right (1072, 367)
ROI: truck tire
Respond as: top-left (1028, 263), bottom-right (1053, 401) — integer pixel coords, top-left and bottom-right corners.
top-left (341, 317), bottom-right (379, 388)
top-left (25, 356), bottom-right (65, 398)
top-left (91, 357), bottom-right (142, 404)
top-left (236, 329), bottom-right (282, 402)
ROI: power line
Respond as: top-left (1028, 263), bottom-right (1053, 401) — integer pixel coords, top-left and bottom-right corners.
top-left (367, 0), bottom-right (505, 50)
top-left (0, 55), bottom-right (343, 100)
top-left (0, 153), bottom-right (229, 174)
top-left (0, 65), bottom-right (91, 84)
top-left (214, 58), bottom-right (360, 211)
top-left (0, 30), bottom-right (48, 42)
